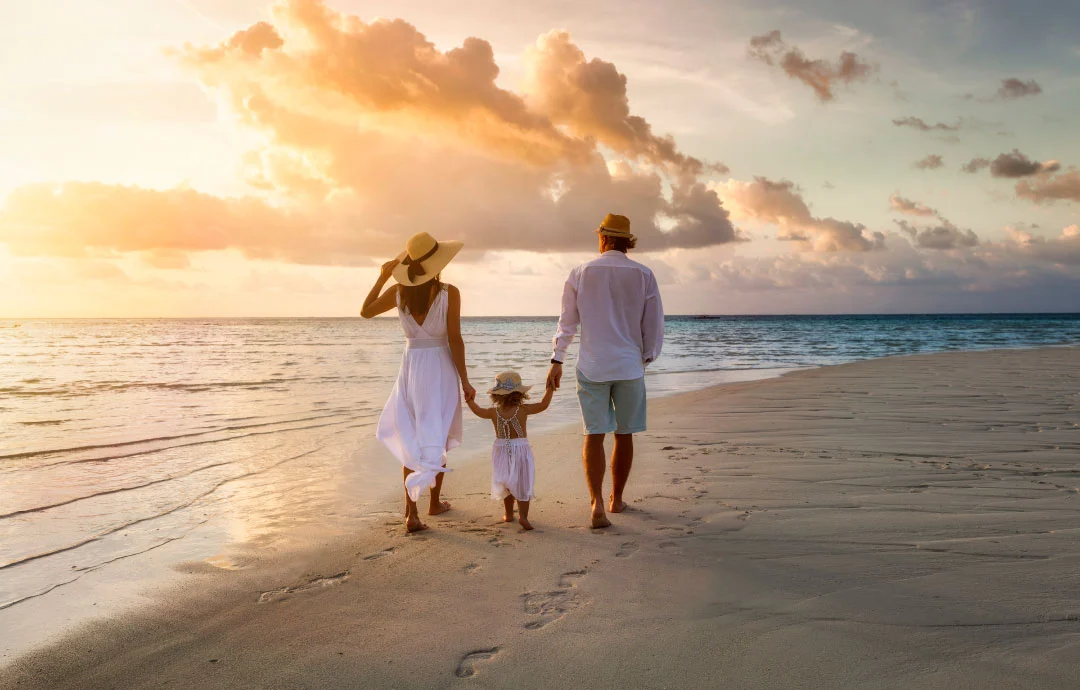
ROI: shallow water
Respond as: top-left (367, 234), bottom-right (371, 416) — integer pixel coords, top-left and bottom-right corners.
top-left (1, 313), bottom-right (1078, 627)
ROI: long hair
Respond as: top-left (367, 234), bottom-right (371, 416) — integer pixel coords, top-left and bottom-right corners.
top-left (399, 275), bottom-right (441, 317)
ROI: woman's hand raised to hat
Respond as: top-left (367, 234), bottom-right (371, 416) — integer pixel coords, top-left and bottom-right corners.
top-left (379, 258), bottom-right (399, 280)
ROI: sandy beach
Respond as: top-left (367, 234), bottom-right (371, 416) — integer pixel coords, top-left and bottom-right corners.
top-left (3, 347), bottom-right (1079, 689)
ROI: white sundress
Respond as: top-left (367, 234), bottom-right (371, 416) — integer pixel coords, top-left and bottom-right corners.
top-left (376, 285), bottom-right (463, 502)
top-left (490, 407), bottom-right (536, 502)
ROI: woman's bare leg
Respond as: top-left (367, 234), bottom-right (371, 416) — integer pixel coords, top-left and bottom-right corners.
top-left (517, 499), bottom-right (533, 531)
top-left (402, 468), bottom-right (428, 533)
top-left (502, 495), bottom-right (515, 522)
top-left (428, 463), bottom-right (451, 515)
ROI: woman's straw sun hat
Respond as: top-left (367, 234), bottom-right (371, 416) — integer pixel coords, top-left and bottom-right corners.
top-left (392, 232), bottom-right (463, 287)
top-left (488, 371), bottom-right (533, 396)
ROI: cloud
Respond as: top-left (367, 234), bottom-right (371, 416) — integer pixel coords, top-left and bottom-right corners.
top-left (913, 154), bottom-right (944, 170)
top-left (894, 219), bottom-right (978, 250)
top-left (1007, 225), bottom-right (1080, 264)
top-left (717, 177), bottom-right (883, 252)
top-left (888, 194), bottom-right (938, 217)
top-left (677, 233), bottom-right (1079, 305)
top-left (961, 157), bottom-right (990, 173)
top-left (1015, 169), bottom-right (1080, 203)
top-left (892, 116), bottom-right (962, 133)
top-left (996, 78), bottom-right (1043, 100)
top-left (524, 30), bottom-right (725, 177)
top-left (988, 149), bottom-right (1060, 178)
top-left (2, 0), bottom-right (741, 264)
top-left (747, 30), bottom-right (874, 102)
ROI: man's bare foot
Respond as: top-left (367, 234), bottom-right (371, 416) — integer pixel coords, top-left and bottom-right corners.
top-left (428, 500), bottom-right (451, 516)
top-left (501, 514), bottom-right (514, 523)
top-left (406, 518), bottom-right (428, 533)
top-left (519, 518), bottom-right (534, 531)
top-left (590, 510), bottom-right (612, 529)
top-left (609, 498), bottom-right (628, 513)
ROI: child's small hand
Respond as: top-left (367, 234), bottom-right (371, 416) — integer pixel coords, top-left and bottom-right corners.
top-left (545, 378), bottom-right (556, 392)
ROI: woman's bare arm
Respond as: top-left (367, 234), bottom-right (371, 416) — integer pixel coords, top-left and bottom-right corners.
top-left (523, 383), bottom-right (555, 415)
top-left (445, 285), bottom-right (476, 401)
top-left (361, 260), bottom-right (400, 319)
top-left (465, 397), bottom-right (493, 419)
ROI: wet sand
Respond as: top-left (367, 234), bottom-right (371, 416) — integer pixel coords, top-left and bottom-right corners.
top-left (2, 347), bottom-right (1078, 689)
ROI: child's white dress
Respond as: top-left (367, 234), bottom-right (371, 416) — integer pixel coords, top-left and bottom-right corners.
top-left (491, 408), bottom-right (535, 501)
top-left (376, 285), bottom-right (463, 502)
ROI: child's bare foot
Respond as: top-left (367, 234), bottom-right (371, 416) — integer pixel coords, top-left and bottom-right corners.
top-left (406, 517), bottom-right (428, 533)
top-left (609, 497), bottom-right (628, 513)
top-left (518, 517), bottom-right (534, 531)
top-left (428, 500), bottom-right (451, 516)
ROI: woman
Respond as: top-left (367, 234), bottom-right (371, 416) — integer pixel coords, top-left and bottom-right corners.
top-left (362, 232), bottom-right (476, 533)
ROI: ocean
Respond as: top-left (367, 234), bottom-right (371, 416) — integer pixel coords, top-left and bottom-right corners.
top-left (1, 313), bottom-right (1079, 631)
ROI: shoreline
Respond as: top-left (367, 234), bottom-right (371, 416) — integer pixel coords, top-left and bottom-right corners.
top-left (3, 346), bottom-right (1079, 688)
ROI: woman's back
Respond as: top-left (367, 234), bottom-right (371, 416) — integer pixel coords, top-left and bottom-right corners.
top-left (398, 283), bottom-right (449, 340)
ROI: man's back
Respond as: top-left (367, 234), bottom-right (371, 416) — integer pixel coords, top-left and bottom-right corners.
top-left (552, 250), bottom-right (664, 383)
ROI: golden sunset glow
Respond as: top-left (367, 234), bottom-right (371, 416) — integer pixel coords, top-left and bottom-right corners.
top-left (2, 0), bottom-right (1079, 316)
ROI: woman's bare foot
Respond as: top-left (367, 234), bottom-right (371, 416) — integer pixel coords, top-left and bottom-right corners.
top-left (609, 497), bottom-right (628, 513)
top-left (501, 514), bottom-right (514, 523)
top-left (406, 518), bottom-right (428, 533)
top-left (428, 500), bottom-right (451, 516)
top-left (519, 517), bottom-right (534, 531)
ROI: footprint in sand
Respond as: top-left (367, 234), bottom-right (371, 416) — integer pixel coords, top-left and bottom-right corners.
top-left (257, 570), bottom-right (349, 603)
top-left (454, 647), bottom-right (501, 678)
top-left (523, 570), bottom-right (587, 629)
top-left (463, 563), bottom-right (480, 575)
top-left (658, 541), bottom-right (680, 553)
top-left (616, 541), bottom-right (639, 558)
top-left (362, 547), bottom-right (395, 561)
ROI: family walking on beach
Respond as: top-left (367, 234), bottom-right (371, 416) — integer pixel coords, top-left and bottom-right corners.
top-left (361, 214), bottom-right (664, 533)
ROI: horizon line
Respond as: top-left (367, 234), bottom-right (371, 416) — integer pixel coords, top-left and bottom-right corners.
top-left (3, 311), bottom-right (1080, 321)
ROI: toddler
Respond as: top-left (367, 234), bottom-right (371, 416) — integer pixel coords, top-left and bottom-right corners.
top-left (466, 371), bottom-right (553, 530)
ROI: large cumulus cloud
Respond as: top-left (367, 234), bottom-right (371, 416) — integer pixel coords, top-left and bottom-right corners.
top-left (0, 0), bottom-right (740, 264)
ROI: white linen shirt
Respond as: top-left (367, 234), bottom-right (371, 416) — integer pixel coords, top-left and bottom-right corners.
top-left (552, 250), bottom-right (665, 382)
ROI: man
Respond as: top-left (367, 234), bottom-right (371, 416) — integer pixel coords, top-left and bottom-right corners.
top-left (547, 213), bottom-right (665, 529)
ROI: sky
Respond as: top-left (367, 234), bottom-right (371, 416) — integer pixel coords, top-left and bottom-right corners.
top-left (1, 0), bottom-right (1078, 317)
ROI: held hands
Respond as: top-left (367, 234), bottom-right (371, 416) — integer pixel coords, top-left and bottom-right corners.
top-left (546, 362), bottom-right (563, 391)
top-left (461, 380), bottom-right (476, 403)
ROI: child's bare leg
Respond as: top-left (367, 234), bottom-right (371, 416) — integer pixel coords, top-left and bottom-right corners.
top-left (402, 468), bottom-right (427, 533)
top-left (517, 499), bottom-right (533, 530)
top-left (502, 495), bottom-right (515, 522)
top-left (428, 463), bottom-right (451, 515)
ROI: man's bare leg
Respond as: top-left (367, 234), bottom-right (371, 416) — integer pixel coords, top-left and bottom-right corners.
top-left (518, 499), bottom-right (533, 531)
top-left (583, 434), bottom-right (611, 528)
top-left (402, 467), bottom-right (427, 533)
top-left (502, 495), bottom-right (515, 522)
top-left (428, 463), bottom-right (451, 515)
top-left (609, 433), bottom-right (633, 513)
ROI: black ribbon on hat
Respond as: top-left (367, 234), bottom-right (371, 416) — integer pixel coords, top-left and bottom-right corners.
top-left (401, 242), bottom-right (440, 282)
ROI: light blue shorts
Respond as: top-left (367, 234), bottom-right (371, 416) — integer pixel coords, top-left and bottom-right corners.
top-left (575, 369), bottom-right (647, 435)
